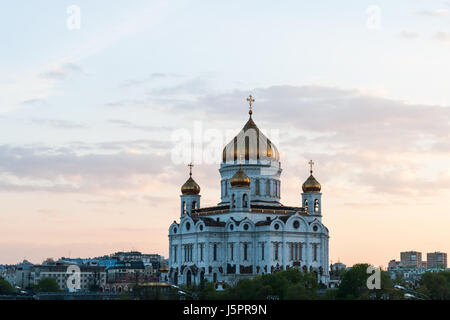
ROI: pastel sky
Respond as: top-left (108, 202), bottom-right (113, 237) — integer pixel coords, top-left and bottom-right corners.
top-left (1, 0), bottom-right (450, 268)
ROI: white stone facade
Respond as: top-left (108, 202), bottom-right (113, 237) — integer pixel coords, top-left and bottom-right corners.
top-left (168, 108), bottom-right (330, 287)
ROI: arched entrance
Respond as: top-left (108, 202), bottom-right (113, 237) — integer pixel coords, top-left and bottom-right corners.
top-left (200, 270), bottom-right (205, 282)
top-left (186, 270), bottom-right (192, 287)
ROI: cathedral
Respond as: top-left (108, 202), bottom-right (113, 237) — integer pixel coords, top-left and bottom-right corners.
top-left (168, 95), bottom-right (329, 287)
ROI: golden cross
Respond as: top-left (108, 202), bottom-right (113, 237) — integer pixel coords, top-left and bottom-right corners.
top-left (188, 162), bottom-right (194, 176)
top-left (308, 160), bottom-right (314, 174)
top-left (246, 95), bottom-right (255, 116)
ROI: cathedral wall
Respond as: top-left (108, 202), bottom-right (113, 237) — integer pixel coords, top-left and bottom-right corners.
top-left (219, 163), bottom-right (282, 205)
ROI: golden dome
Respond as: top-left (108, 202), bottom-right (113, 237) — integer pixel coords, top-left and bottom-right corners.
top-left (181, 177), bottom-right (200, 195)
top-left (302, 174), bottom-right (321, 193)
top-left (230, 168), bottom-right (250, 188)
top-left (181, 163), bottom-right (200, 195)
top-left (222, 116), bottom-right (280, 163)
top-left (160, 264), bottom-right (169, 272)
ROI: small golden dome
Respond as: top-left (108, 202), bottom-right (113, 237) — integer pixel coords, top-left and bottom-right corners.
top-left (181, 177), bottom-right (200, 195)
top-left (160, 264), bottom-right (169, 272)
top-left (181, 163), bottom-right (200, 195)
top-left (230, 167), bottom-right (251, 188)
top-left (302, 174), bottom-right (321, 193)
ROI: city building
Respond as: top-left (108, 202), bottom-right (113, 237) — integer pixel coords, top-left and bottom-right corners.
top-left (387, 250), bottom-right (448, 285)
top-left (388, 259), bottom-right (401, 270)
top-left (169, 96), bottom-right (330, 287)
top-left (30, 263), bottom-right (106, 291)
top-left (106, 261), bottom-right (155, 282)
top-left (0, 265), bottom-right (6, 279)
top-left (427, 252), bottom-right (447, 269)
top-left (14, 260), bottom-right (34, 288)
top-left (330, 262), bottom-right (346, 273)
top-left (400, 251), bottom-right (422, 268)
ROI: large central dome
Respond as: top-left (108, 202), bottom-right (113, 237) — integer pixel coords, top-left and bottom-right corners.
top-left (222, 116), bottom-right (280, 164)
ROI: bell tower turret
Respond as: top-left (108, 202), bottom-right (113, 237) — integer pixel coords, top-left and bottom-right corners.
top-left (301, 160), bottom-right (322, 217)
top-left (180, 163), bottom-right (201, 216)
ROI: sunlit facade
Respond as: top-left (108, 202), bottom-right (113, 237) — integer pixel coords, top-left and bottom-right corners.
top-left (169, 98), bottom-right (329, 286)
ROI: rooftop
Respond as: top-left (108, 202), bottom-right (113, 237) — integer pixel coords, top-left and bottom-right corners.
top-left (191, 203), bottom-right (308, 217)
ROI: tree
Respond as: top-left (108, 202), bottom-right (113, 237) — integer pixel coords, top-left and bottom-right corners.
top-left (198, 269), bottom-right (319, 300)
top-left (323, 288), bottom-right (338, 300)
top-left (36, 278), bottom-right (61, 292)
top-left (337, 263), bottom-right (396, 300)
top-left (418, 271), bottom-right (450, 300)
top-left (198, 281), bottom-right (220, 300)
top-left (88, 283), bottom-right (102, 292)
top-left (0, 278), bottom-right (14, 294)
top-left (119, 292), bottom-right (132, 300)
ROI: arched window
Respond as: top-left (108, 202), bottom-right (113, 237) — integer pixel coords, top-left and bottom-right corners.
top-left (314, 199), bottom-right (319, 213)
top-left (243, 194), bottom-right (248, 208)
top-left (266, 180), bottom-right (270, 196)
top-left (274, 181), bottom-right (277, 197)
top-left (313, 244), bottom-right (318, 261)
top-left (255, 179), bottom-right (260, 195)
top-left (192, 201), bottom-right (197, 210)
top-left (274, 243), bottom-right (279, 261)
top-left (183, 201), bottom-right (186, 214)
top-left (225, 180), bottom-right (228, 196)
top-left (232, 194), bottom-right (236, 208)
top-left (244, 243), bottom-right (248, 261)
top-left (304, 199), bottom-right (308, 209)
top-left (233, 137), bottom-right (237, 162)
top-left (200, 271), bottom-right (205, 282)
top-left (213, 244), bottom-right (217, 261)
top-left (245, 136), bottom-right (249, 161)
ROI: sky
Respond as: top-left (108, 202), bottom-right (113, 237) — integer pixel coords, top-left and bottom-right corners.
top-left (1, 0), bottom-right (450, 268)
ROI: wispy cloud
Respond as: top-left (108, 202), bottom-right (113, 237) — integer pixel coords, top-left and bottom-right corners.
top-left (0, 144), bottom-right (172, 194)
top-left (39, 63), bottom-right (85, 80)
top-left (107, 119), bottom-right (172, 132)
top-left (30, 118), bottom-right (87, 129)
top-left (119, 73), bottom-right (184, 88)
top-left (416, 9), bottom-right (450, 17)
top-left (21, 98), bottom-right (47, 105)
top-left (397, 30), bottom-right (419, 39)
top-left (432, 31), bottom-right (450, 42)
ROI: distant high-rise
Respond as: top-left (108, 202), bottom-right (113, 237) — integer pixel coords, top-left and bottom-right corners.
top-left (427, 252), bottom-right (447, 269)
top-left (400, 251), bottom-right (422, 268)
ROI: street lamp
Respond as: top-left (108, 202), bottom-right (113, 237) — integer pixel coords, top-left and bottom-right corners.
top-left (404, 293), bottom-right (417, 299)
top-left (169, 284), bottom-right (196, 300)
top-left (394, 284), bottom-right (431, 300)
